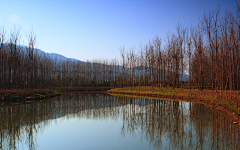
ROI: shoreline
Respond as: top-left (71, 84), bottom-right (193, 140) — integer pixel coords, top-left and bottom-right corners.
top-left (0, 87), bottom-right (112, 106)
top-left (106, 87), bottom-right (240, 125)
top-left (0, 89), bottom-right (60, 107)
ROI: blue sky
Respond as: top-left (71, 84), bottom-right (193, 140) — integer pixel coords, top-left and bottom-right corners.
top-left (0, 0), bottom-right (237, 61)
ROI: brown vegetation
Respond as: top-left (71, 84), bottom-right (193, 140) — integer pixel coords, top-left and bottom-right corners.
top-left (107, 86), bottom-right (240, 123)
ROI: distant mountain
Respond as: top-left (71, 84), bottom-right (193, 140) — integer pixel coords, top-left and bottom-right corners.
top-left (0, 43), bottom-right (82, 63)
top-left (35, 49), bottom-right (83, 63)
top-left (36, 48), bottom-right (189, 81)
top-left (181, 74), bottom-right (189, 81)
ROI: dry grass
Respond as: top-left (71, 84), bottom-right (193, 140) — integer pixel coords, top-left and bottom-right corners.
top-left (107, 86), bottom-right (240, 116)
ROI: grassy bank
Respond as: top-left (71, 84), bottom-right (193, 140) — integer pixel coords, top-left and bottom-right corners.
top-left (107, 86), bottom-right (240, 123)
top-left (0, 87), bottom-right (112, 106)
top-left (0, 89), bottom-right (60, 106)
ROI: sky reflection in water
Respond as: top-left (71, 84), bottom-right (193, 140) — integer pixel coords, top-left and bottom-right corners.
top-left (0, 93), bottom-right (239, 150)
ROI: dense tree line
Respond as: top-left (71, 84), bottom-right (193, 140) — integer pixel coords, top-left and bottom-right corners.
top-left (1, 3), bottom-right (240, 92)
top-left (0, 33), bottom-right (121, 89)
top-left (0, 28), bottom-right (123, 89)
top-left (120, 2), bottom-right (240, 94)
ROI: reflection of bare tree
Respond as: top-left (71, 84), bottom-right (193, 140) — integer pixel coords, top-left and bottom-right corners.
top-left (190, 103), bottom-right (240, 150)
top-left (0, 93), bottom-right (240, 150)
top-left (119, 98), bottom-right (240, 150)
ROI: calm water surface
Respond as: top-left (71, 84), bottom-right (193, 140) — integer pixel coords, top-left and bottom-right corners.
top-left (0, 93), bottom-right (240, 150)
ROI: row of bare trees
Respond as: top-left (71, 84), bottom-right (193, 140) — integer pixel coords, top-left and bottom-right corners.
top-left (0, 28), bottom-right (39, 90)
top-left (190, 4), bottom-right (240, 93)
top-left (1, 3), bottom-right (240, 91)
top-left (120, 2), bottom-right (240, 92)
top-left (0, 30), bottom-right (122, 89)
top-left (0, 27), bottom-right (126, 90)
top-left (119, 28), bottom-right (187, 90)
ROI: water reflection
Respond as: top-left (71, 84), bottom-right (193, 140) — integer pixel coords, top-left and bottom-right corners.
top-left (0, 93), bottom-right (239, 150)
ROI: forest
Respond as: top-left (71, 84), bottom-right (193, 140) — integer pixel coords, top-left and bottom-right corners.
top-left (0, 3), bottom-right (240, 94)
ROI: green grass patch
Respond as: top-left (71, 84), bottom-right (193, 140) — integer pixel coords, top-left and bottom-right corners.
top-left (0, 90), bottom-right (60, 107)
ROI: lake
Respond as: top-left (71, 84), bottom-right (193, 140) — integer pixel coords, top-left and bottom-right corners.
top-left (0, 92), bottom-right (240, 150)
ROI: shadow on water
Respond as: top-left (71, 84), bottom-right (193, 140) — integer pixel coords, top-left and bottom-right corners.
top-left (0, 93), bottom-right (239, 149)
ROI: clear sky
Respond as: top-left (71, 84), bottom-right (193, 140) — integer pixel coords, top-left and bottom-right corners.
top-left (0, 0), bottom-right (237, 61)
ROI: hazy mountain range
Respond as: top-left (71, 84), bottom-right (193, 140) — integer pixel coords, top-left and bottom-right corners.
top-left (2, 44), bottom-right (189, 81)
top-left (35, 48), bottom-right (189, 81)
